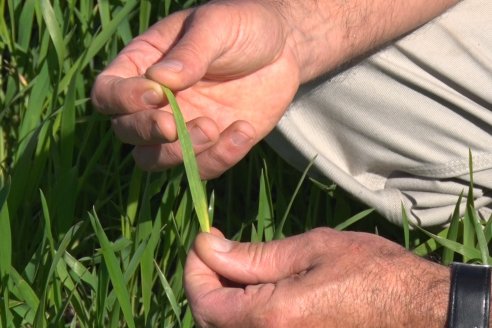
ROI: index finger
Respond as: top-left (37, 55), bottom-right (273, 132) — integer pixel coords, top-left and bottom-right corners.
top-left (91, 10), bottom-right (190, 115)
top-left (91, 75), bottom-right (165, 115)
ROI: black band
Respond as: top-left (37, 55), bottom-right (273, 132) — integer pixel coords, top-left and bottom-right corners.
top-left (448, 262), bottom-right (491, 328)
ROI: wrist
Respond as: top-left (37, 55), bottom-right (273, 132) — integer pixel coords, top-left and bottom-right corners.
top-left (405, 261), bottom-right (450, 328)
top-left (369, 255), bottom-right (450, 327)
top-left (274, 0), bottom-right (458, 83)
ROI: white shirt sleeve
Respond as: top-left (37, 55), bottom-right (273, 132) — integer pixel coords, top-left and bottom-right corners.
top-left (267, 0), bottom-right (492, 226)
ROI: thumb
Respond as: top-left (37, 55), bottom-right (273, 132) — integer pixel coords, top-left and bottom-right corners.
top-left (145, 7), bottom-right (229, 90)
top-left (193, 230), bottom-right (325, 285)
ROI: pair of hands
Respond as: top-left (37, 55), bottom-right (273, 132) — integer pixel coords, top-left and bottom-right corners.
top-left (91, 0), bottom-right (458, 326)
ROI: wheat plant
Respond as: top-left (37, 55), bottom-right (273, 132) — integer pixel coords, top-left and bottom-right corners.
top-left (0, 1), bottom-right (490, 327)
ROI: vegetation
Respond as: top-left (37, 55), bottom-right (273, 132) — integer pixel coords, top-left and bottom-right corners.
top-left (0, 0), bottom-right (490, 326)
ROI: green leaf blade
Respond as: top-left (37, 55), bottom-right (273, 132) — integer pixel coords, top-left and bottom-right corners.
top-left (162, 86), bottom-right (210, 233)
top-left (89, 211), bottom-right (136, 328)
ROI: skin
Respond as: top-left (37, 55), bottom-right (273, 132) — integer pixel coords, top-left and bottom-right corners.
top-left (91, 0), bottom-right (457, 178)
top-left (91, 0), bottom-right (463, 326)
top-left (92, 0), bottom-right (299, 178)
top-left (185, 228), bottom-right (451, 327)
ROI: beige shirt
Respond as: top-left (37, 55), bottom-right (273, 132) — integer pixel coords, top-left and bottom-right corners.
top-left (267, 0), bottom-right (492, 226)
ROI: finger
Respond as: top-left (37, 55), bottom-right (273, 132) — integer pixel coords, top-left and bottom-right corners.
top-left (91, 76), bottom-right (165, 115)
top-left (195, 120), bottom-right (255, 179)
top-left (91, 11), bottom-right (191, 115)
top-left (185, 229), bottom-right (276, 328)
top-left (145, 5), bottom-right (233, 90)
top-left (111, 111), bottom-right (219, 146)
top-left (101, 10), bottom-right (191, 78)
top-left (193, 229), bottom-right (337, 285)
top-left (130, 119), bottom-right (220, 170)
top-left (132, 120), bottom-right (256, 178)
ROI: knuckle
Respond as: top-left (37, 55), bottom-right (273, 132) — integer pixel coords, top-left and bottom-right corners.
top-left (246, 243), bottom-right (269, 275)
top-left (176, 41), bottom-right (203, 62)
top-left (208, 146), bottom-right (235, 168)
top-left (304, 227), bottom-right (338, 256)
top-left (131, 145), bottom-right (174, 172)
top-left (193, 3), bottom-right (232, 26)
top-left (198, 150), bottom-right (234, 179)
top-left (150, 143), bottom-right (182, 170)
top-left (306, 227), bottom-right (331, 245)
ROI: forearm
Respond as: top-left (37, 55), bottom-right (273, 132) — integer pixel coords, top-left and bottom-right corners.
top-left (275, 0), bottom-right (458, 83)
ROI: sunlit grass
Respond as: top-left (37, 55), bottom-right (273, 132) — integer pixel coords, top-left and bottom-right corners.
top-left (163, 86), bottom-right (210, 233)
top-left (1, 1), bottom-right (490, 327)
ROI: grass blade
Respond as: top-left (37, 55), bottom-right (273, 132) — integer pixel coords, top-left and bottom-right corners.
top-left (89, 210), bottom-right (136, 328)
top-left (154, 261), bottom-right (182, 327)
top-left (139, 0), bottom-right (152, 34)
top-left (96, 262), bottom-right (110, 327)
top-left (256, 167), bottom-right (273, 242)
top-left (9, 267), bottom-right (39, 321)
top-left (0, 176), bottom-right (12, 327)
top-left (484, 213), bottom-right (492, 243)
top-left (162, 86), bottom-right (210, 232)
top-left (80, 0), bottom-right (138, 69)
top-left (442, 193), bottom-right (463, 265)
top-left (0, 176), bottom-right (11, 279)
top-left (413, 224), bottom-right (489, 263)
top-left (463, 150), bottom-right (476, 262)
top-left (334, 208), bottom-right (374, 231)
top-left (412, 227), bottom-right (447, 257)
top-left (63, 252), bottom-right (97, 291)
top-left (33, 220), bottom-right (82, 328)
top-left (469, 204), bottom-right (489, 265)
top-left (40, 0), bottom-right (66, 67)
top-left (274, 157), bottom-right (316, 239)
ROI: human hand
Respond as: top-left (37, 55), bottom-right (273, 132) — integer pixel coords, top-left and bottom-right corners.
top-left (91, 0), bottom-right (300, 178)
top-left (92, 0), bottom-right (456, 179)
top-left (185, 228), bottom-right (450, 327)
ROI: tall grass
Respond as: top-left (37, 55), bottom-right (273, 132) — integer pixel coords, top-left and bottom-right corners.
top-left (0, 0), bottom-right (490, 327)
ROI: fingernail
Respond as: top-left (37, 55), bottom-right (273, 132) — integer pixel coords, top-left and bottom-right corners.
top-left (231, 131), bottom-right (252, 146)
top-left (155, 59), bottom-right (183, 73)
top-left (142, 89), bottom-right (163, 107)
top-left (190, 126), bottom-right (210, 145)
top-left (206, 234), bottom-right (233, 253)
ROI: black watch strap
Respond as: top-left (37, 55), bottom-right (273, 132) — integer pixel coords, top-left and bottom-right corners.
top-left (448, 262), bottom-right (491, 328)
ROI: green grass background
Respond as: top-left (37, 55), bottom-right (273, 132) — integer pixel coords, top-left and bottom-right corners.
top-left (0, 0), bottom-right (490, 327)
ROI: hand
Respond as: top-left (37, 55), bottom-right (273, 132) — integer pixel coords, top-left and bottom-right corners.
top-left (185, 228), bottom-right (450, 327)
top-left (91, 0), bottom-right (456, 179)
top-left (91, 1), bottom-right (300, 179)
